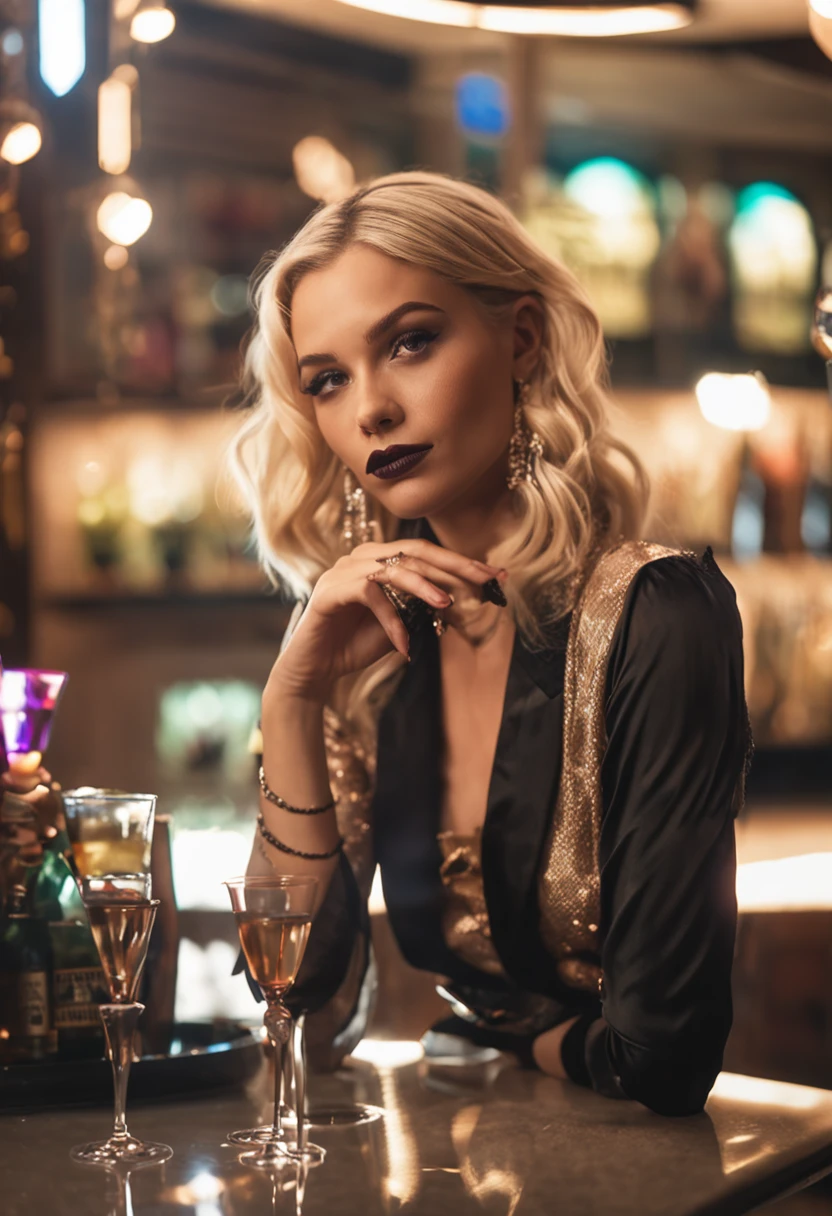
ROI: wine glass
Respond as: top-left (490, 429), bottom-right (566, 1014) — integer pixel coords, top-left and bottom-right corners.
top-left (63, 789), bottom-right (172, 1166)
top-left (224, 875), bottom-right (325, 1167)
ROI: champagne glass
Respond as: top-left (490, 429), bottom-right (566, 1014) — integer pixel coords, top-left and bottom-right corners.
top-left (63, 790), bottom-right (172, 1166)
top-left (225, 875), bottom-right (325, 1167)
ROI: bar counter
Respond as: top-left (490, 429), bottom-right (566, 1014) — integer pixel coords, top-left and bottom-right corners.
top-left (4, 1049), bottom-right (832, 1215)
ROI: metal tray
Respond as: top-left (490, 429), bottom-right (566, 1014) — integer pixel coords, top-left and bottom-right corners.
top-left (0, 1021), bottom-right (263, 1112)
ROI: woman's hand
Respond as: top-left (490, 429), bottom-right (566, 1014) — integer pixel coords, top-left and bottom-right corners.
top-left (1, 752), bottom-right (52, 796)
top-left (268, 538), bottom-right (506, 702)
top-left (0, 753), bottom-right (63, 866)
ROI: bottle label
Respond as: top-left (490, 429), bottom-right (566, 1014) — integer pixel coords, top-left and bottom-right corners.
top-left (0, 969), bottom-right (50, 1038)
top-left (54, 966), bottom-right (107, 1028)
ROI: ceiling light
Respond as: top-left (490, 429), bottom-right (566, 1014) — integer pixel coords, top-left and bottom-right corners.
top-left (98, 74), bottom-right (132, 175)
top-left (38, 0), bottom-right (86, 97)
top-left (0, 100), bottom-right (43, 165)
top-left (809, 0), bottom-right (832, 60)
top-left (292, 136), bottom-right (355, 203)
top-left (333, 0), bottom-right (695, 37)
top-left (130, 0), bottom-right (176, 43)
top-left (97, 190), bottom-right (152, 246)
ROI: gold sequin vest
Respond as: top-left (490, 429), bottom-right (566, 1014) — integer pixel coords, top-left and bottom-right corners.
top-left (537, 540), bottom-right (679, 992)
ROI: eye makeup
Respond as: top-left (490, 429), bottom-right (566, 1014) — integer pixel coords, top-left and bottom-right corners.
top-left (299, 327), bottom-right (440, 398)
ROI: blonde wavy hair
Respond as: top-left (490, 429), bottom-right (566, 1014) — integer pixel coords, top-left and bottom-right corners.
top-left (229, 170), bottom-right (649, 737)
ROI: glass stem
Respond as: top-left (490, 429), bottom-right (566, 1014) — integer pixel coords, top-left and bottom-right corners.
top-left (99, 1003), bottom-right (143, 1142)
top-left (265, 1003), bottom-right (291, 1143)
top-left (292, 1013), bottom-right (307, 1155)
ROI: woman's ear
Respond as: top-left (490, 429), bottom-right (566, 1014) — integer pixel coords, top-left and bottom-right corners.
top-left (511, 295), bottom-right (545, 382)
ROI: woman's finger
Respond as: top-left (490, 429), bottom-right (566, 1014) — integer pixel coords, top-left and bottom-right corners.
top-left (351, 539), bottom-right (503, 587)
top-left (365, 562), bottom-right (454, 611)
top-left (362, 580), bottom-right (411, 657)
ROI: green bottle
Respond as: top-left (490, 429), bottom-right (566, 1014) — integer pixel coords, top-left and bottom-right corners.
top-left (0, 870), bottom-right (56, 1063)
top-left (34, 829), bottom-right (107, 1061)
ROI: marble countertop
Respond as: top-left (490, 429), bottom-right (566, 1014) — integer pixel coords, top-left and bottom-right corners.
top-left (4, 1051), bottom-right (832, 1216)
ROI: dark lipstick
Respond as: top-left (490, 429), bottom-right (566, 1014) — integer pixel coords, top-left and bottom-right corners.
top-left (367, 444), bottom-right (433, 479)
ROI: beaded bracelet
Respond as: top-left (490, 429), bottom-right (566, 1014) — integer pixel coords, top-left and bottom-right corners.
top-left (256, 811), bottom-right (344, 861)
top-left (258, 766), bottom-right (336, 816)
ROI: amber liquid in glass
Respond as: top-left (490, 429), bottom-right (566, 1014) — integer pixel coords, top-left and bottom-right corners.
top-left (86, 900), bottom-right (156, 1004)
top-left (235, 913), bottom-right (311, 1000)
top-left (72, 838), bottom-right (149, 879)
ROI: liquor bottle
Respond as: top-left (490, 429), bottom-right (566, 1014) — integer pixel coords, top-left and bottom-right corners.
top-left (39, 841), bottom-right (107, 1061)
top-left (1, 784), bottom-right (106, 1059)
top-left (0, 864), bottom-right (56, 1062)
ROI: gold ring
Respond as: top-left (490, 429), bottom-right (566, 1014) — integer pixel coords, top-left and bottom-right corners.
top-left (376, 551), bottom-right (407, 567)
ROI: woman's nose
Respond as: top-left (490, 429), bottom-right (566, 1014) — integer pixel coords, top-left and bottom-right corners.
top-left (356, 390), bottom-right (403, 437)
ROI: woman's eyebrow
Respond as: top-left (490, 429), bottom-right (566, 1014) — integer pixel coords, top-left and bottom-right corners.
top-left (296, 301), bottom-right (445, 372)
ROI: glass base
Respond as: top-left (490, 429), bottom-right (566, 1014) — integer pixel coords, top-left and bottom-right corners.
top-left (239, 1139), bottom-right (326, 1168)
top-left (306, 1105), bottom-right (384, 1128)
top-left (70, 1135), bottom-right (173, 1166)
top-left (227, 1126), bottom-right (287, 1147)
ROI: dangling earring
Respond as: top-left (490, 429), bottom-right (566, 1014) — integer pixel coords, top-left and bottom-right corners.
top-left (342, 467), bottom-right (373, 549)
top-left (507, 380), bottom-right (544, 491)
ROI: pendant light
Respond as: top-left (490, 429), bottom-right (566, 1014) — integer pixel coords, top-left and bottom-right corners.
top-left (809, 0), bottom-right (832, 60)
top-left (332, 0), bottom-right (696, 37)
top-left (0, 99), bottom-right (43, 165)
top-left (130, 0), bottom-right (176, 44)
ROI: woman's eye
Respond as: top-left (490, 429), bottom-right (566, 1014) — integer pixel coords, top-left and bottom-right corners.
top-left (391, 329), bottom-right (438, 358)
top-left (301, 370), bottom-right (348, 397)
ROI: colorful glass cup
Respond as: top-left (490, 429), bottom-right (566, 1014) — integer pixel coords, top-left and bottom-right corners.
top-left (0, 668), bottom-right (68, 756)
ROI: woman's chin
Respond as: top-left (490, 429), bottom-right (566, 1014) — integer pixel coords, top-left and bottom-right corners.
top-left (369, 476), bottom-right (446, 521)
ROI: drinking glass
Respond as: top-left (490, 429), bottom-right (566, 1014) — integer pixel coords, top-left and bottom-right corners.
top-left (0, 667), bottom-right (67, 763)
top-left (225, 875), bottom-right (325, 1167)
top-left (63, 790), bottom-right (172, 1166)
top-left (64, 788), bottom-right (155, 887)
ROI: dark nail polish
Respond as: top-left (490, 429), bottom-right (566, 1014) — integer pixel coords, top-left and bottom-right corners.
top-left (481, 577), bottom-right (507, 607)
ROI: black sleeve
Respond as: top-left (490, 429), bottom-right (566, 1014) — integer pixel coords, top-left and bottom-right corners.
top-left (573, 549), bottom-right (749, 1116)
top-left (287, 850), bottom-right (368, 1016)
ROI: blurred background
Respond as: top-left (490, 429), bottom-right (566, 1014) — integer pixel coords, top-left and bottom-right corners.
top-left (2, 0), bottom-right (832, 1129)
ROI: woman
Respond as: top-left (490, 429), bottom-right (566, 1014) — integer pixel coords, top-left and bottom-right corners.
top-left (230, 171), bottom-right (751, 1118)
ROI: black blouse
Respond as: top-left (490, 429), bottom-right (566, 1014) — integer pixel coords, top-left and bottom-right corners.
top-left (280, 539), bottom-right (750, 1118)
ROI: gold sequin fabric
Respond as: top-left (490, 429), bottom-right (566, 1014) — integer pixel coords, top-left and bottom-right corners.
top-left (537, 540), bottom-right (680, 991)
top-left (438, 829), bottom-right (506, 978)
top-left (322, 705), bottom-right (376, 900)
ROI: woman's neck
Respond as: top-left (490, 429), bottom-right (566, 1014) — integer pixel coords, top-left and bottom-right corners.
top-left (426, 467), bottom-right (516, 564)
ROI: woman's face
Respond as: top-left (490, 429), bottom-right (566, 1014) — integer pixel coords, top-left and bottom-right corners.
top-left (290, 244), bottom-right (542, 522)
